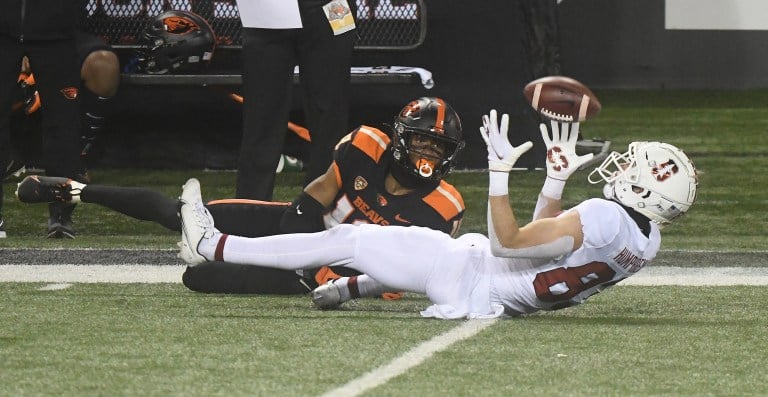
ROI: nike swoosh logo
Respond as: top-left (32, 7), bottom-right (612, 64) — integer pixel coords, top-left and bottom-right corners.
top-left (394, 214), bottom-right (411, 224)
top-left (296, 205), bottom-right (303, 215)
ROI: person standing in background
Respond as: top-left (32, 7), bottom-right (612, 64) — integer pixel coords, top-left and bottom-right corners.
top-left (234, 0), bottom-right (357, 200)
top-left (0, 0), bottom-right (87, 238)
top-left (15, 32), bottom-right (120, 180)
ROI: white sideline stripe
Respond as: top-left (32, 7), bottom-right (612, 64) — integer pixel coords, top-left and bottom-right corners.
top-left (618, 266), bottom-right (768, 286)
top-left (318, 319), bottom-right (498, 397)
top-left (0, 265), bottom-right (186, 283)
top-left (38, 283), bottom-right (73, 291)
top-left (1, 265), bottom-right (768, 285)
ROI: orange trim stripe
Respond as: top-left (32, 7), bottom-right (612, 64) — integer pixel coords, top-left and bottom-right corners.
top-left (434, 98), bottom-right (446, 134)
top-left (332, 161), bottom-right (342, 188)
top-left (206, 198), bottom-right (290, 206)
top-left (422, 181), bottom-right (465, 220)
top-left (352, 126), bottom-right (390, 162)
top-left (287, 121), bottom-right (311, 142)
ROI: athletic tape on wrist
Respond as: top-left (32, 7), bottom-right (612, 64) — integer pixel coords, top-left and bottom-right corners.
top-left (541, 177), bottom-right (565, 200)
top-left (488, 171), bottom-right (509, 196)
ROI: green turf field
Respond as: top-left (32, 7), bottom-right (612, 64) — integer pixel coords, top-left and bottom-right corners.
top-left (1, 284), bottom-right (766, 396)
top-left (1, 90), bottom-right (767, 396)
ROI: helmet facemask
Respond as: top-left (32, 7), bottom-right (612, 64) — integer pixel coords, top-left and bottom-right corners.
top-left (390, 97), bottom-right (465, 184)
top-left (392, 123), bottom-right (464, 181)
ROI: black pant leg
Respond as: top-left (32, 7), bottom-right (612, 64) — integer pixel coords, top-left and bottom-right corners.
top-left (205, 200), bottom-right (288, 237)
top-left (296, 5), bottom-right (356, 184)
top-left (182, 262), bottom-right (311, 294)
top-left (81, 185), bottom-right (181, 231)
top-left (0, 39), bottom-right (25, 219)
top-left (25, 39), bottom-right (82, 178)
top-left (236, 28), bottom-right (296, 201)
top-left (182, 200), bottom-right (310, 294)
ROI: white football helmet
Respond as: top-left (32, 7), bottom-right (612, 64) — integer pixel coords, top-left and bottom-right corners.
top-left (588, 141), bottom-right (698, 226)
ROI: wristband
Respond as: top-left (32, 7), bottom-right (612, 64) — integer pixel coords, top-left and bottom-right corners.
top-left (541, 176), bottom-right (566, 200)
top-left (488, 171), bottom-right (510, 196)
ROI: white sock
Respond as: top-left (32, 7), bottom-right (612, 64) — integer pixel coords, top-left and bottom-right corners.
top-left (196, 231), bottom-right (223, 261)
top-left (69, 180), bottom-right (86, 204)
top-left (334, 274), bottom-right (387, 302)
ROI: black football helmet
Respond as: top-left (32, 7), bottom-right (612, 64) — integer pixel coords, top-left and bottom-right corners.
top-left (391, 97), bottom-right (465, 182)
top-left (134, 10), bottom-right (216, 74)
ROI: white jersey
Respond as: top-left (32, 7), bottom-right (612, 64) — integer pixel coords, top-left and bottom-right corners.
top-left (489, 198), bottom-right (661, 316)
top-left (218, 197), bottom-right (661, 320)
top-left (415, 198), bottom-right (660, 319)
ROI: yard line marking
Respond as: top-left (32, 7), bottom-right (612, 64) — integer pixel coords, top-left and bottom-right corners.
top-left (38, 283), bottom-right (73, 291)
top-left (318, 319), bottom-right (499, 397)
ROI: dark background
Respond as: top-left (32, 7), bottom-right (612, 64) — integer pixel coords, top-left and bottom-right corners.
top-left (99, 0), bottom-right (544, 171)
top-left (95, 0), bottom-right (768, 172)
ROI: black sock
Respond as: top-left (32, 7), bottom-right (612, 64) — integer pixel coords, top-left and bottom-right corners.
top-left (80, 89), bottom-right (114, 165)
top-left (81, 185), bottom-right (182, 231)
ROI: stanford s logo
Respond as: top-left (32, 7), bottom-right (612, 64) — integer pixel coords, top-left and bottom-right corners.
top-left (652, 159), bottom-right (679, 181)
top-left (546, 146), bottom-right (569, 171)
top-left (163, 17), bottom-right (199, 34)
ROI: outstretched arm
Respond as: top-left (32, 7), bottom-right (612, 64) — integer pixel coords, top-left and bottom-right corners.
top-left (279, 163), bottom-right (340, 233)
top-left (533, 120), bottom-right (593, 221)
top-left (481, 110), bottom-right (583, 259)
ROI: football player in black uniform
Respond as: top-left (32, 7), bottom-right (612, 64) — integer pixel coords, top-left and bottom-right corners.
top-left (8, 32), bottom-right (119, 238)
top-left (16, 97), bottom-right (466, 298)
top-left (1, 0), bottom-right (89, 239)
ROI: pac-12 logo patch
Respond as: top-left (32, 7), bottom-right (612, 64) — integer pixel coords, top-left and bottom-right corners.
top-left (354, 176), bottom-right (368, 190)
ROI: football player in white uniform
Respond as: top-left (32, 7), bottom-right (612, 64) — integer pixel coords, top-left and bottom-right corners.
top-left (177, 109), bottom-right (698, 319)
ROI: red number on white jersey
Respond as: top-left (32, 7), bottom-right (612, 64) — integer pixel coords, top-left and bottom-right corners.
top-left (532, 262), bottom-right (617, 305)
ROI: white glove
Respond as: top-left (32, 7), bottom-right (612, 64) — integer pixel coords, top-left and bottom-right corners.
top-left (539, 120), bottom-right (593, 181)
top-left (480, 109), bottom-right (533, 172)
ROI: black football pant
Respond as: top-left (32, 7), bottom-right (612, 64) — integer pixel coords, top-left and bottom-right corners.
top-left (1, 37), bottom-right (82, 217)
top-left (0, 37), bottom-right (82, 179)
top-left (79, 184), bottom-right (310, 294)
top-left (236, 4), bottom-right (356, 200)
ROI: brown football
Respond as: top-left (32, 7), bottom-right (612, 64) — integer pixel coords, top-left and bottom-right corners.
top-left (523, 76), bottom-right (601, 122)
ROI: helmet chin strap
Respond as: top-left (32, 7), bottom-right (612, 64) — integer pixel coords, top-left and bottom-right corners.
top-left (602, 182), bottom-right (614, 200)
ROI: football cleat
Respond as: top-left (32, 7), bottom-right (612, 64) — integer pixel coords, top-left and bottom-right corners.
top-left (2, 158), bottom-right (25, 180)
top-left (178, 178), bottom-right (216, 266)
top-left (47, 202), bottom-right (76, 239)
top-left (47, 223), bottom-right (76, 239)
top-left (0, 218), bottom-right (7, 238)
top-left (311, 281), bottom-right (343, 310)
top-left (16, 175), bottom-right (82, 203)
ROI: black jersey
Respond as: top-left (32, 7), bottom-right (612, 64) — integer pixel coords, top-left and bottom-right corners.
top-left (324, 125), bottom-right (464, 236)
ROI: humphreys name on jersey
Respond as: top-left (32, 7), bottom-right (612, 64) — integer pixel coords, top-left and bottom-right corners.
top-left (613, 247), bottom-right (648, 273)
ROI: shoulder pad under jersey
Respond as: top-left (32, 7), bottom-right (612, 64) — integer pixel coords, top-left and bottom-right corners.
top-left (340, 125), bottom-right (391, 163)
top-left (422, 180), bottom-right (465, 221)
